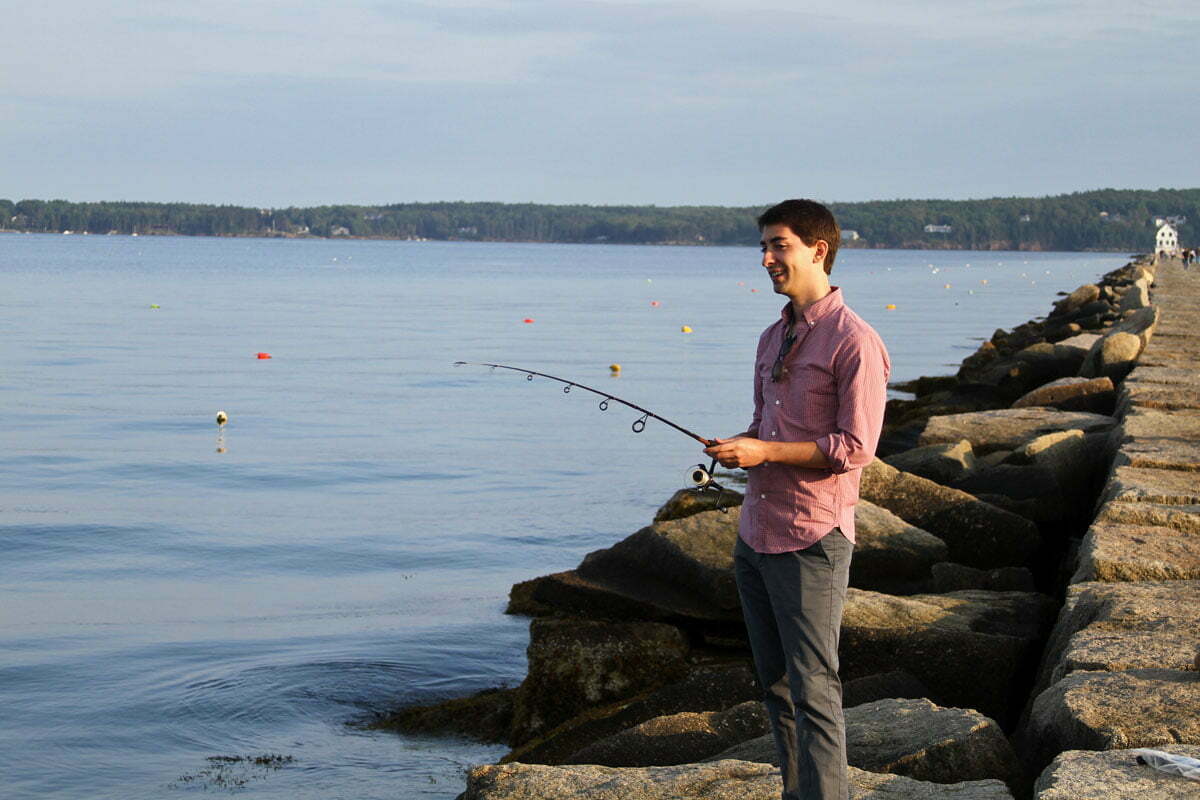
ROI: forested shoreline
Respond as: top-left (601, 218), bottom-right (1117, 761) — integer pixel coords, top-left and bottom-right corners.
top-left (3, 188), bottom-right (1196, 251)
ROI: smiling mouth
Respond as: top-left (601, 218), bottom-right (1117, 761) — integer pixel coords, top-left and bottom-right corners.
top-left (767, 268), bottom-right (785, 281)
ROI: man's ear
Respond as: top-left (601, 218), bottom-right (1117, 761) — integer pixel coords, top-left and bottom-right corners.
top-left (813, 239), bottom-right (829, 263)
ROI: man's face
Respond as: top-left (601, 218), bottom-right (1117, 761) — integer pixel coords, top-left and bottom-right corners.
top-left (760, 223), bottom-right (826, 297)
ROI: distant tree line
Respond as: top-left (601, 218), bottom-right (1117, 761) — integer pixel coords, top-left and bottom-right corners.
top-left (2, 189), bottom-right (1197, 251)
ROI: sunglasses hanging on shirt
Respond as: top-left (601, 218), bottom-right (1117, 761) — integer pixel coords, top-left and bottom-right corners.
top-left (771, 325), bottom-right (798, 382)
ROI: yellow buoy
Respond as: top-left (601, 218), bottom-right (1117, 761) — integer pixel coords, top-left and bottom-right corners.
top-left (885, 304), bottom-right (896, 310)
top-left (609, 364), bottom-right (621, 374)
top-left (150, 304), bottom-right (160, 309)
top-left (681, 325), bottom-right (693, 333)
top-left (216, 410), bottom-right (228, 426)
top-left (944, 284), bottom-right (951, 289)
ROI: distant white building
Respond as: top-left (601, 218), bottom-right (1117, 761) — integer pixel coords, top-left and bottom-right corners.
top-left (841, 229), bottom-right (860, 241)
top-left (1156, 223), bottom-right (1179, 256)
top-left (924, 224), bottom-right (952, 234)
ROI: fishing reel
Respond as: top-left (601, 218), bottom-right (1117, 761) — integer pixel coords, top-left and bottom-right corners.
top-left (686, 457), bottom-right (732, 512)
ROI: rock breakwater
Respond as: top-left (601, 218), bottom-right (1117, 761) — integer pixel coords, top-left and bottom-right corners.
top-left (376, 254), bottom-right (1199, 799)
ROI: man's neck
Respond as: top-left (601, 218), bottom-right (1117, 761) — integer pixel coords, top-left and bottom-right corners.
top-left (787, 280), bottom-right (832, 317)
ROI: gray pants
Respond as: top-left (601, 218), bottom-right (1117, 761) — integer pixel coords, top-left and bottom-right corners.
top-left (734, 531), bottom-right (853, 800)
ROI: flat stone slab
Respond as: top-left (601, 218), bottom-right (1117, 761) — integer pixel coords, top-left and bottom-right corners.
top-left (1095, 501), bottom-right (1200, 533)
top-left (1100, 466), bottom-right (1200, 506)
top-left (464, 760), bottom-right (1015, 799)
top-left (1024, 669), bottom-right (1200, 769)
top-left (915, 408), bottom-right (1116, 454)
top-left (1137, 342), bottom-right (1200, 368)
top-left (1035, 746), bottom-right (1200, 799)
top-left (1034, 581), bottom-right (1200, 692)
top-left (1125, 366), bottom-right (1200, 386)
top-left (1072, 522), bottom-right (1200, 582)
top-left (710, 698), bottom-right (1018, 788)
top-left (1113, 438), bottom-right (1200, 472)
top-left (1117, 407), bottom-right (1200, 440)
top-left (1119, 383), bottom-right (1200, 412)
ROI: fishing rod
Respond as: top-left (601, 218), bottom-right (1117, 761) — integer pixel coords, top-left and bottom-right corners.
top-left (453, 361), bottom-right (733, 509)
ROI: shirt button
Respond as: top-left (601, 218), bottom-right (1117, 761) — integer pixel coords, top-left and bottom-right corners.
top-left (760, 493), bottom-right (766, 499)
top-left (771, 431), bottom-right (777, 437)
top-left (774, 399), bottom-right (781, 405)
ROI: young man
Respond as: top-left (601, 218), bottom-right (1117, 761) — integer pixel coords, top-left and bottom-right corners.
top-left (705, 199), bottom-right (889, 800)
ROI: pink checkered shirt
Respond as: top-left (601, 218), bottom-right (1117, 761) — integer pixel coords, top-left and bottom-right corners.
top-left (738, 288), bottom-right (890, 553)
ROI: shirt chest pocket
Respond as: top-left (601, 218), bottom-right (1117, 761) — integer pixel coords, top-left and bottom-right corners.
top-left (775, 358), bottom-right (837, 403)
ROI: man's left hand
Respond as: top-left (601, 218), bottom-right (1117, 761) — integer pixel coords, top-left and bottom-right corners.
top-left (704, 437), bottom-right (769, 469)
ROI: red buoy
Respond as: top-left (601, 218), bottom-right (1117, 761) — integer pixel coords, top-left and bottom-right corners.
top-left (256, 352), bottom-right (272, 359)
top-left (523, 318), bottom-right (534, 324)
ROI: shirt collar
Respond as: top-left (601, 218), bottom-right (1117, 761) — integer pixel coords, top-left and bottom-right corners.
top-left (780, 287), bottom-right (844, 328)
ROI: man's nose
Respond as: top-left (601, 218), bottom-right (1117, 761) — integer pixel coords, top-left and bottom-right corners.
top-left (762, 250), bottom-right (774, 268)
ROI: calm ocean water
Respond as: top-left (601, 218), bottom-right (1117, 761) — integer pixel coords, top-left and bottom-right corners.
top-left (0, 234), bottom-right (1123, 798)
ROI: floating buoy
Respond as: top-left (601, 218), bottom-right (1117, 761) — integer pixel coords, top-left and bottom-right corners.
top-left (650, 301), bottom-right (661, 307)
top-left (256, 352), bottom-right (272, 359)
top-left (523, 318), bottom-right (534, 324)
top-left (149, 304), bottom-right (160, 309)
top-left (750, 288), bottom-right (758, 293)
top-left (737, 281), bottom-right (745, 286)
top-left (980, 279), bottom-right (988, 285)
top-left (885, 304), bottom-right (896, 310)
top-left (216, 411), bottom-right (228, 426)
top-left (681, 325), bottom-right (693, 333)
top-left (609, 364), bottom-right (621, 374)
top-left (944, 283), bottom-right (952, 289)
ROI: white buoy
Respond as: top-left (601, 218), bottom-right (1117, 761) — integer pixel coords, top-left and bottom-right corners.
top-left (216, 411), bottom-right (228, 426)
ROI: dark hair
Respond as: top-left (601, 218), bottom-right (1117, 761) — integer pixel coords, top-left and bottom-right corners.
top-left (757, 199), bottom-right (840, 275)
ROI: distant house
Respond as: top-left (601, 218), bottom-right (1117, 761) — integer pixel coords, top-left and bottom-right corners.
top-left (841, 229), bottom-right (860, 241)
top-left (1019, 214), bottom-right (1032, 223)
top-left (1156, 223), bottom-right (1179, 256)
top-left (924, 224), bottom-right (952, 234)
top-left (330, 225), bottom-right (350, 237)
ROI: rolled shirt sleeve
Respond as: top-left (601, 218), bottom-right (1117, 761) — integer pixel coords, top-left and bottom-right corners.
top-left (815, 331), bottom-right (890, 474)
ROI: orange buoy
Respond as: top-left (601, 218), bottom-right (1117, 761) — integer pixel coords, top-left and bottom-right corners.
top-left (650, 301), bottom-right (661, 307)
top-left (256, 352), bottom-right (272, 359)
top-left (523, 318), bottom-right (534, 324)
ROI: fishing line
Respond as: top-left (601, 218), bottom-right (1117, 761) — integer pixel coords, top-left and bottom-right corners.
top-left (453, 361), bottom-right (733, 508)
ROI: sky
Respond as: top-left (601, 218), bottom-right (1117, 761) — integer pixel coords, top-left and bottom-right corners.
top-left (3, 0), bottom-right (1198, 208)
